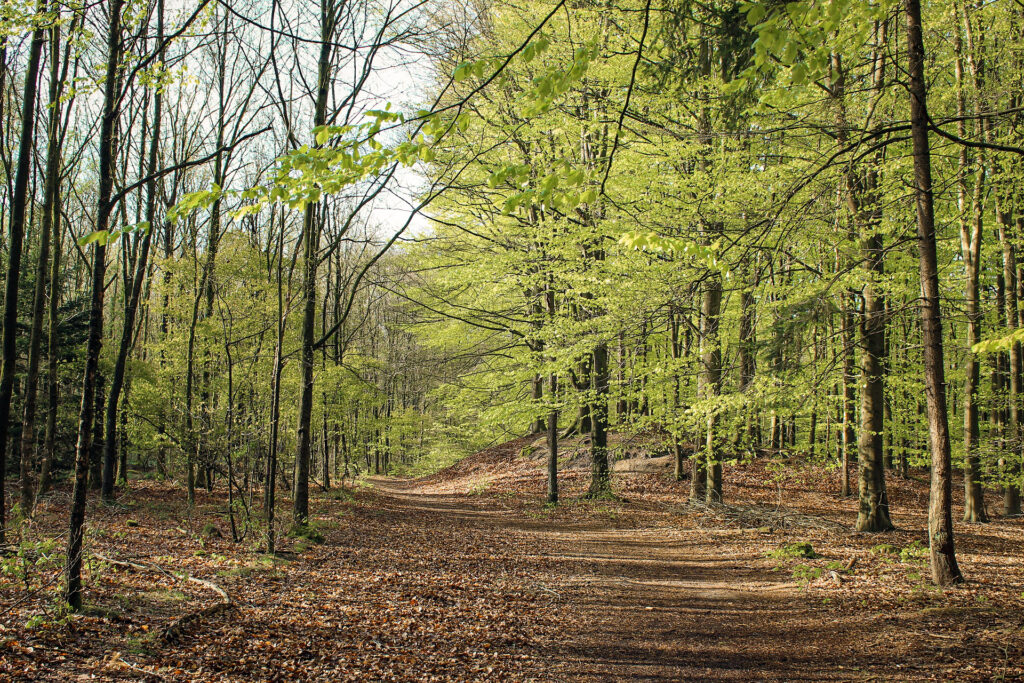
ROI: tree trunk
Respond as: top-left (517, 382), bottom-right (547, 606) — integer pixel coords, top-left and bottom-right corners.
top-left (266, 212), bottom-right (285, 555)
top-left (102, 0), bottom-right (161, 499)
top-left (66, 0), bottom-right (124, 610)
top-left (0, 0), bottom-right (46, 539)
top-left (856, 245), bottom-right (893, 531)
top-left (40, 5), bottom-right (69, 494)
top-left (670, 306), bottom-right (686, 480)
top-left (294, 2), bottom-right (333, 527)
top-left (20, 7), bottom-right (63, 511)
top-left (954, 10), bottom-right (987, 523)
top-left (588, 342), bottom-right (611, 497)
top-left (905, 0), bottom-right (963, 585)
top-left (531, 373), bottom-right (545, 434)
top-left (546, 284), bottom-right (558, 504)
top-left (547, 372), bottom-right (558, 505)
top-left (841, 298), bottom-right (856, 497)
top-left (738, 264), bottom-right (757, 447)
top-left (702, 276), bottom-right (723, 503)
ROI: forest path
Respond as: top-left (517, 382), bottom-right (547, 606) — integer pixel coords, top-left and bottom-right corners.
top-left (367, 478), bottom-right (867, 682)
top-left (9, 476), bottom-right (1014, 681)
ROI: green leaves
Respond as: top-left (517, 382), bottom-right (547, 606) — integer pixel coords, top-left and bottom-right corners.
top-left (618, 232), bottom-right (725, 273)
top-left (493, 160), bottom-right (593, 215)
top-left (737, 0), bottom-right (891, 87)
top-left (972, 328), bottom-right (1024, 355)
top-left (167, 186), bottom-right (224, 225)
top-left (76, 220), bottom-right (153, 248)
top-left (521, 41), bottom-right (599, 117)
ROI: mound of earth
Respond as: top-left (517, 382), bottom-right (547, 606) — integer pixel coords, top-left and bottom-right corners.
top-left (611, 454), bottom-right (675, 473)
top-left (416, 430), bottom-right (689, 494)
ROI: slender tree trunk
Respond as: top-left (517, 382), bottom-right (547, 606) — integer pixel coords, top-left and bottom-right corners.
top-left (90, 374), bottom-right (105, 489)
top-left (954, 9), bottom-right (987, 522)
top-left (588, 342), bottom-right (610, 497)
top-left (0, 0), bottom-right (46, 539)
top-left (102, 0), bottom-right (162, 499)
top-left (66, 0), bottom-right (124, 610)
top-left (294, 2), bottom-right (333, 527)
top-left (691, 295), bottom-right (707, 503)
top-left (39, 9), bottom-right (69, 495)
top-left (832, 40), bottom-right (893, 531)
top-left (547, 372), bottom-right (558, 504)
top-left (20, 6), bottom-right (63, 511)
top-left (702, 276), bottom-right (723, 503)
top-left (905, 0), bottom-right (963, 585)
top-left (118, 402), bottom-right (128, 484)
top-left (38, 214), bottom-right (61, 496)
top-left (265, 214), bottom-right (285, 555)
top-left (738, 264), bottom-right (757, 447)
top-left (670, 306), bottom-right (686, 480)
top-left (546, 284), bottom-right (558, 504)
top-left (841, 298), bottom-right (856, 497)
top-left (964, 0), bottom-right (1018, 515)
top-left (531, 372), bottom-right (545, 434)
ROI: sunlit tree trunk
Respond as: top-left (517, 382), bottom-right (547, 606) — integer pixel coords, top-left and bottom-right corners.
top-left (953, 5), bottom-right (987, 522)
top-left (546, 281), bottom-right (558, 504)
top-left (905, 0), bottom-right (963, 586)
top-left (702, 276), bottom-right (723, 503)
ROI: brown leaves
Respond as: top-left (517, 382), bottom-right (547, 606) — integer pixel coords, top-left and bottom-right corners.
top-left (2, 456), bottom-right (1023, 681)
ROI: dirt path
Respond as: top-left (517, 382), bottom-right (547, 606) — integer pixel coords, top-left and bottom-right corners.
top-left (367, 479), bottom-right (891, 682)
top-left (6, 475), bottom-right (1020, 681)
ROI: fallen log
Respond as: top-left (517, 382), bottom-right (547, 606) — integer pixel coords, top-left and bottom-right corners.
top-left (93, 553), bottom-right (233, 643)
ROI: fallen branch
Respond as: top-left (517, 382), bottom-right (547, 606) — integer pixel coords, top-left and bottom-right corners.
top-left (685, 501), bottom-right (847, 531)
top-left (93, 553), bottom-right (233, 643)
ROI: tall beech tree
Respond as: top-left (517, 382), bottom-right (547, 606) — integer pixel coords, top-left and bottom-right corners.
top-left (904, 0), bottom-right (963, 587)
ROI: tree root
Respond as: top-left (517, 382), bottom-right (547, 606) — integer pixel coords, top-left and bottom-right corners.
top-left (93, 553), bottom-right (233, 643)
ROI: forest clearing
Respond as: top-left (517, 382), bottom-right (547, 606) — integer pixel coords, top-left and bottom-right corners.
top-left (2, 0), bottom-right (1024, 679)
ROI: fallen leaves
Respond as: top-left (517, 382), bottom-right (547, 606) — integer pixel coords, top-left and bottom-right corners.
top-left (1, 450), bottom-right (1022, 681)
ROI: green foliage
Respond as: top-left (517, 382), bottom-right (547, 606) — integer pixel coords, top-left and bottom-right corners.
top-left (791, 563), bottom-right (823, 584)
top-left (767, 542), bottom-right (820, 560)
top-left (287, 523), bottom-right (326, 545)
top-left (200, 522), bottom-right (222, 539)
top-left (899, 541), bottom-right (928, 565)
top-left (870, 543), bottom-right (899, 557)
top-left (468, 480), bottom-right (492, 496)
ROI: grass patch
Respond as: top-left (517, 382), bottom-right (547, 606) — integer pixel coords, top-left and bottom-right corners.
top-left (467, 480), bottom-right (491, 496)
top-left (200, 522), bottom-right (222, 539)
top-left (767, 542), bottom-right (820, 560)
top-left (139, 588), bottom-right (188, 603)
top-left (900, 540), bottom-right (928, 564)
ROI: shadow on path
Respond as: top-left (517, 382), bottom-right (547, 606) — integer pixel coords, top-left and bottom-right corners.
top-left (368, 478), bottom-right (887, 681)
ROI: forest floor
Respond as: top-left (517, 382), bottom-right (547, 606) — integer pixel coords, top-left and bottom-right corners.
top-left (2, 439), bottom-right (1024, 681)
